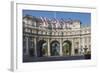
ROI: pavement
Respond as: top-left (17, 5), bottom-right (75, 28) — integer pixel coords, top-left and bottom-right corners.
top-left (23, 55), bottom-right (90, 63)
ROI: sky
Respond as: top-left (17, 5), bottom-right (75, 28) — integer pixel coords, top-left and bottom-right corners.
top-left (23, 10), bottom-right (91, 26)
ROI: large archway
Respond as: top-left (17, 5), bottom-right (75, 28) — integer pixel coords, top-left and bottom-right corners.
top-left (62, 40), bottom-right (72, 56)
top-left (37, 40), bottom-right (48, 57)
top-left (50, 40), bottom-right (60, 56)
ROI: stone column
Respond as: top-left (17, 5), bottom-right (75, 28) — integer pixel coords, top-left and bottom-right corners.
top-left (83, 37), bottom-right (85, 54)
top-left (34, 38), bottom-right (37, 57)
top-left (87, 37), bottom-right (89, 52)
top-left (71, 38), bottom-right (74, 56)
top-left (26, 37), bottom-right (29, 55)
top-left (78, 38), bottom-right (81, 55)
top-left (80, 38), bottom-right (83, 55)
top-left (47, 38), bottom-right (50, 56)
top-left (60, 39), bottom-right (63, 56)
top-left (89, 37), bottom-right (91, 51)
top-left (81, 37), bottom-right (85, 55)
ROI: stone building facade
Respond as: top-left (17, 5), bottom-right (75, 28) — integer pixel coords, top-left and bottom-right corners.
top-left (23, 15), bottom-right (91, 57)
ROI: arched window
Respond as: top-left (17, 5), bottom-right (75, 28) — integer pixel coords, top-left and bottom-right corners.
top-left (48, 23), bottom-right (52, 29)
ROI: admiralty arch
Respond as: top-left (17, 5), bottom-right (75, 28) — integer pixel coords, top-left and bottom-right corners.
top-left (23, 15), bottom-right (91, 57)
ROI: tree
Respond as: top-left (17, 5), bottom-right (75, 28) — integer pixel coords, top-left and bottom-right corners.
top-left (63, 43), bottom-right (69, 56)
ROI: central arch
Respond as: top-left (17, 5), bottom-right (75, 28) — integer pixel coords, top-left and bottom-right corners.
top-left (37, 40), bottom-right (48, 57)
top-left (50, 40), bottom-right (60, 56)
top-left (62, 40), bottom-right (72, 56)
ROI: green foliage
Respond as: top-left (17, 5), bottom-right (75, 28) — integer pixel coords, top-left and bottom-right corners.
top-left (63, 43), bottom-right (70, 56)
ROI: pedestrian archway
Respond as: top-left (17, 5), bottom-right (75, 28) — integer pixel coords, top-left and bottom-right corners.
top-left (37, 40), bottom-right (48, 57)
top-left (62, 40), bottom-right (72, 56)
top-left (50, 40), bottom-right (60, 56)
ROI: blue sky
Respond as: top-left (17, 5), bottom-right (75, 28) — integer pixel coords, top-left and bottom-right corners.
top-left (23, 10), bottom-right (91, 26)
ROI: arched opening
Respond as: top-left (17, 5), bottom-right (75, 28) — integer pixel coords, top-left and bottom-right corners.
top-left (50, 41), bottom-right (60, 56)
top-left (37, 40), bottom-right (48, 57)
top-left (62, 40), bottom-right (72, 56)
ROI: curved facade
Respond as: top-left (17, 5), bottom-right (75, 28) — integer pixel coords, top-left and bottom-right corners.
top-left (23, 15), bottom-right (91, 57)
